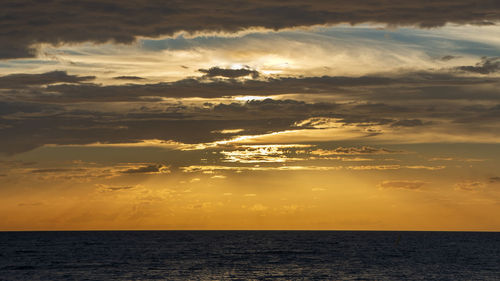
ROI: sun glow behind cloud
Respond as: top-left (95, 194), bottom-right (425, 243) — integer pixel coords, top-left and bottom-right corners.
top-left (3, 23), bottom-right (498, 85)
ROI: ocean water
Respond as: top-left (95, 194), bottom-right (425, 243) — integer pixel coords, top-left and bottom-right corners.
top-left (0, 231), bottom-right (499, 280)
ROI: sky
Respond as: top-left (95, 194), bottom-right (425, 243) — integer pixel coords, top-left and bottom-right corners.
top-left (1, 0), bottom-right (500, 231)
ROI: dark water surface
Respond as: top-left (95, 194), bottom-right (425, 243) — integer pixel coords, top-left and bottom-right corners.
top-left (0, 231), bottom-right (499, 280)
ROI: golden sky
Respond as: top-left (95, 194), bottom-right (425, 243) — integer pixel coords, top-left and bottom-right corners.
top-left (1, 0), bottom-right (500, 230)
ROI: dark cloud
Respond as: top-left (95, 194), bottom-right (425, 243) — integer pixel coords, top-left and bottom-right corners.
top-left (0, 100), bottom-right (308, 154)
top-left (489, 176), bottom-right (500, 183)
top-left (213, 99), bottom-right (338, 115)
top-left (453, 104), bottom-right (500, 123)
top-left (31, 168), bottom-right (87, 174)
top-left (457, 57), bottom-right (500, 74)
top-left (120, 164), bottom-right (169, 174)
top-left (0, 101), bottom-right (61, 116)
top-left (5, 70), bottom-right (498, 102)
top-left (0, 96), bottom-right (342, 155)
top-left (113, 76), bottom-right (145, 80)
top-left (391, 119), bottom-right (425, 127)
top-left (0, 71), bottom-right (94, 89)
top-left (441, 55), bottom-right (460, 61)
top-left (0, 160), bottom-right (37, 167)
top-left (17, 202), bottom-right (43, 207)
top-left (199, 67), bottom-right (260, 79)
top-left (1, 87), bottom-right (500, 155)
top-left (354, 103), bottom-right (408, 113)
top-left (1, 0), bottom-right (499, 59)
top-left (97, 185), bottom-right (136, 192)
top-left (1, 65), bottom-right (500, 155)
top-left (0, 117), bottom-right (301, 155)
top-left (37, 75), bottom-right (396, 101)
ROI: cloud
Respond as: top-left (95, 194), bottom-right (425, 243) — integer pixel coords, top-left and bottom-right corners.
top-left (120, 164), bottom-right (170, 174)
top-left (1, 0), bottom-right (499, 59)
top-left (3, 94), bottom-right (500, 155)
top-left (6, 162), bottom-right (172, 182)
top-left (17, 202), bottom-right (44, 207)
top-left (428, 157), bottom-right (456, 161)
top-left (220, 144), bottom-right (306, 163)
top-left (211, 129), bottom-right (245, 134)
top-left (0, 160), bottom-right (37, 168)
top-left (30, 168), bottom-right (87, 174)
top-left (181, 165), bottom-right (343, 173)
top-left (454, 181), bottom-right (485, 191)
top-left (199, 67), bottom-right (259, 79)
top-left (113, 76), bottom-right (145, 80)
top-left (0, 105), bottom-right (305, 154)
top-left (1, 66), bottom-right (500, 155)
top-left (0, 101), bottom-right (61, 116)
top-left (405, 166), bottom-right (445, 170)
top-left (20, 166), bottom-right (119, 182)
top-left (249, 204), bottom-right (268, 211)
top-left (390, 119), bottom-right (426, 127)
top-left (0, 71), bottom-right (94, 89)
top-left (311, 146), bottom-right (397, 156)
top-left (457, 57), bottom-right (500, 74)
top-left (213, 99), bottom-right (339, 116)
top-left (96, 184), bottom-right (136, 192)
top-left (0, 97), bottom-right (340, 154)
top-left (2, 69), bottom-right (497, 102)
top-left (441, 55), bottom-right (460, 61)
top-left (180, 164), bottom-right (442, 173)
top-left (378, 180), bottom-right (426, 190)
top-left (347, 165), bottom-right (401, 170)
top-left (489, 177), bottom-right (500, 183)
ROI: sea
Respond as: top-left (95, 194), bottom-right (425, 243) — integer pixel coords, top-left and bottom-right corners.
top-left (0, 231), bottom-right (499, 280)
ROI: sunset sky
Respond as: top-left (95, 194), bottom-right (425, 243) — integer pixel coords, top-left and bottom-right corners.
top-left (1, 0), bottom-right (500, 231)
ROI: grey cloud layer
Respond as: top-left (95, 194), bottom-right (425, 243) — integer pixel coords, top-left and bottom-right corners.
top-left (2, 94), bottom-right (500, 155)
top-left (0, 71), bottom-right (94, 89)
top-left (3, 69), bottom-right (498, 102)
top-left (0, 100), bottom-right (322, 154)
top-left (1, 0), bottom-right (499, 59)
top-left (1, 60), bottom-right (500, 155)
top-left (1, 68), bottom-right (500, 154)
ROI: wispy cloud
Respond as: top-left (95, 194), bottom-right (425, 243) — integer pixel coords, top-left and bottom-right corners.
top-left (310, 146), bottom-right (398, 156)
top-left (454, 181), bottom-right (485, 192)
top-left (96, 184), bottom-right (137, 192)
top-left (378, 180), bottom-right (427, 190)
